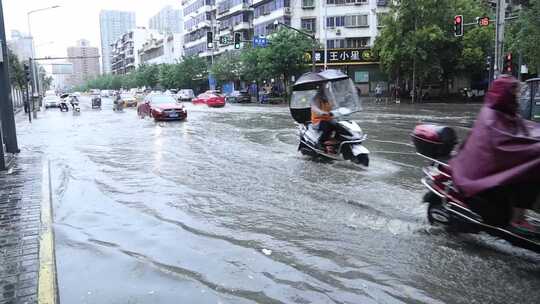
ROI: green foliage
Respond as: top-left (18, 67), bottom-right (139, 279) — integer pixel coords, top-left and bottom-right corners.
top-left (7, 48), bottom-right (26, 90)
top-left (505, 1), bottom-right (540, 73)
top-left (210, 51), bottom-right (242, 82)
top-left (374, 0), bottom-right (493, 85)
top-left (81, 55), bottom-right (208, 91)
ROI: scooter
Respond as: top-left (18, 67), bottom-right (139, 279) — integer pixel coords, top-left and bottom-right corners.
top-left (297, 107), bottom-right (369, 166)
top-left (411, 124), bottom-right (540, 253)
top-left (113, 99), bottom-right (124, 112)
top-left (290, 69), bottom-right (370, 167)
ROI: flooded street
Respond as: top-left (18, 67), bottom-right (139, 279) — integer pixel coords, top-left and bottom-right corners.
top-left (16, 98), bottom-right (540, 303)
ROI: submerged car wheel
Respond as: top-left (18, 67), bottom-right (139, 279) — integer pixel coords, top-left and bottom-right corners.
top-left (424, 192), bottom-right (451, 226)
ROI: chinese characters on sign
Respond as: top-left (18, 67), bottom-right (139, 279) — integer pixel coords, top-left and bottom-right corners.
top-left (306, 49), bottom-right (376, 65)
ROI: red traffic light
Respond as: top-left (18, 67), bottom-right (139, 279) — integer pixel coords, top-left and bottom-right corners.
top-left (478, 17), bottom-right (490, 27)
top-left (454, 15), bottom-right (464, 37)
top-left (506, 53), bottom-right (512, 61)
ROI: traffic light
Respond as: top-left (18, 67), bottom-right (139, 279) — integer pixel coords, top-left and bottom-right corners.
top-left (504, 53), bottom-right (512, 73)
top-left (234, 32), bottom-right (241, 49)
top-left (23, 63), bottom-right (32, 83)
top-left (485, 55), bottom-right (491, 71)
top-left (206, 31), bottom-right (213, 49)
top-left (454, 15), bottom-right (463, 37)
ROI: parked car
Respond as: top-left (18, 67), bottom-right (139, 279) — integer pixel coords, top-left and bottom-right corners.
top-left (120, 93), bottom-right (138, 107)
top-left (43, 95), bottom-right (61, 109)
top-left (192, 91), bottom-right (226, 107)
top-left (231, 90), bottom-right (251, 103)
top-left (177, 89), bottom-right (195, 102)
top-left (137, 94), bottom-right (187, 121)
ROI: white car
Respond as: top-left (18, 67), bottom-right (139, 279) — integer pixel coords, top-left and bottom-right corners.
top-left (43, 96), bottom-right (61, 109)
top-left (177, 89), bottom-right (195, 102)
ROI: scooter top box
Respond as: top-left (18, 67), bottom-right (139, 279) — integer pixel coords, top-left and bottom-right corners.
top-left (411, 124), bottom-right (457, 159)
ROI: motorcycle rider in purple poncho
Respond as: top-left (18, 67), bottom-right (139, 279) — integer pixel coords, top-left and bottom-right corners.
top-left (450, 75), bottom-right (540, 236)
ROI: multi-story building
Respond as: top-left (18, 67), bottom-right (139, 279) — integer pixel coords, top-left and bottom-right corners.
top-left (99, 10), bottom-right (136, 74)
top-left (139, 33), bottom-right (184, 65)
top-left (111, 28), bottom-right (160, 75)
top-left (182, 0), bottom-right (216, 57)
top-left (251, 0), bottom-right (389, 92)
top-left (66, 39), bottom-right (100, 87)
top-left (215, 0), bottom-right (253, 53)
top-left (7, 30), bottom-right (33, 62)
top-left (149, 5), bottom-right (183, 34)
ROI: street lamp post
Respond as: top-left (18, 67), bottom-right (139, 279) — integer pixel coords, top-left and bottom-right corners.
top-left (273, 20), bottom-right (317, 72)
top-left (27, 5), bottom-right (60, 118)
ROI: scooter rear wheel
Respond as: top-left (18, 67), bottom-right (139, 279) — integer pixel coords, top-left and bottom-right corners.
top-left (424, 192), bottom-right (451, 226)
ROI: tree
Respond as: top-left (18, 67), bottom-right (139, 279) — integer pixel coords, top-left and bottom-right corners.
top-left (7, 48), bottom-right (26, 90)
top-left (159, 64), bottom-right (177, 89)
top-left (505, 1), bottom-right (540, 74)
top-left (263, 28), bottom-right (314, 94)
top-left (374, 0), bottom-right (492, 97)
top-left (136, 64), bottom-right (159, 88)
top-left (177, 55), bottom-right (208, 91)
top-left (210, 51), bottom-right (243, 83)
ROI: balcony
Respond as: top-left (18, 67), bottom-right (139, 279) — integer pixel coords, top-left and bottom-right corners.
top-left (233, 21), bottom-right (251, 31)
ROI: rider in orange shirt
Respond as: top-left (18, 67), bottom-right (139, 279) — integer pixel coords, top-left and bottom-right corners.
top-left (311, 85), bottom-right (337, 152)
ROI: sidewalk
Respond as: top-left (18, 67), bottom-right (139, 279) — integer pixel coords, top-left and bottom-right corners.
top-left (0, 155), bottom-right (57, 304)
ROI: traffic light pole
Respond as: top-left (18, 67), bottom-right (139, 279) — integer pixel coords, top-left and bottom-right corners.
top-left (0, 0), bottom-right (20, 157)
top-left (493, 0), bottom-right (506, 78)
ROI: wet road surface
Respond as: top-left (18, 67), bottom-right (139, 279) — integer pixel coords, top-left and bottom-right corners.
top-left (16, 98), bottom-right (540, 303)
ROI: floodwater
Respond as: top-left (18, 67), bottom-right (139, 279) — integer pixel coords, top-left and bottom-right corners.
top-left (15, 97), bottom-right (540, 304)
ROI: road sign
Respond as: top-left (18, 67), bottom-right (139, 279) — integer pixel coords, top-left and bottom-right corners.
top-left (219, 36), bottom-right (230, 45)
top-left (478, 16), bottom-right (490, 27)
top-left (253, 37), bottom-right (268, 48)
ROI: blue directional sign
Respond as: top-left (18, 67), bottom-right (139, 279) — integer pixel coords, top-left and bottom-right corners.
top-left (253, 37), bottom-right (268, 48)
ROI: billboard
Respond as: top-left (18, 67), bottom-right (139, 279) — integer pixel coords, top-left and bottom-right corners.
top-left (51, 63), bottom-right (73, 75)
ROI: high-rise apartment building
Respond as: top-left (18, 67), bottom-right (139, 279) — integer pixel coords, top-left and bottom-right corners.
top-left (110, 29), bottom-right (160, 75)
top-left (182, 0), bottom-right (216, 57)
top-left (7, 30), bottom-right (33, 62)
top-left (67, 39), bottom-right (100, 87)
top-left (149, 5), bottom-right (182, 34)
top-left (99, 10), bottom-right (136, 74)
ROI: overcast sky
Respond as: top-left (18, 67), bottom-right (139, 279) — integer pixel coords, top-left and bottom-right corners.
top-left (4, 0), bottom-right (179, 58)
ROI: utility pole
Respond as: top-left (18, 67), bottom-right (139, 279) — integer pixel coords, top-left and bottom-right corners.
top-left (493, 0), bottom-right (506, 78)
top-left (0, 0), bottom-right (20, 159)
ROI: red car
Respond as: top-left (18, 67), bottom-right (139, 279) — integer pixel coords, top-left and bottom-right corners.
top-left (192, 91), bottom-right (226, 107)
top-left (137, 94), bottom-right (187, 121)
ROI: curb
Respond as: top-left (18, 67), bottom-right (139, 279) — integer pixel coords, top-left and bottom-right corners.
top-left (38, 160), bottom-right (59, 304)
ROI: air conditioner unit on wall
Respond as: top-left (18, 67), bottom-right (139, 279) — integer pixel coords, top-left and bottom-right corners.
top-left (336, 29), bottom-right (341, 35)
top-left (284, 8), bottom-right (292, 14)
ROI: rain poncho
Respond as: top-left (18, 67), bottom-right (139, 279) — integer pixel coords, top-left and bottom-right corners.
top-left (450, 76), bottom-right (540, 197)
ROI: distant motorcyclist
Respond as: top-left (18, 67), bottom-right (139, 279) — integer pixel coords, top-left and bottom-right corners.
top-left (69, 95), bottom-right (79, 109)
top-left (450, 75), bottom-right (540, 235)
top-left (311, 84), bottom-right (337, 152)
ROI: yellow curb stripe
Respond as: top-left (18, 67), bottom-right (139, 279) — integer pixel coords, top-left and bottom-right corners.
top-left (38, 160), bottom-right (58, 304)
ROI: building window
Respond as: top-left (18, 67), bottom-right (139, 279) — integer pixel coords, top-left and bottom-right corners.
top-left (301, 18), bottom-right (316, 32)
top-left (327, 0), bottom-right (367, 4)
top-left (254, 0), bottom-right (291, 18)
top-left (377, 13), bottom-right (388, 27)
top-left (326, 39), bottom-right (345, 49)
top-left (345, 15), bottom-right (368, 27)
top-left (326, 16), bottom-right (345, 28)
top-left (302, 0), bottom-right (315, 8)
top-left (346, 37), bottom-right (369, 48)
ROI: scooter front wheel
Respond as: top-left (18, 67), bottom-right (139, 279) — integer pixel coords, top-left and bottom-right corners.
top-left (352, 154), bottom-right (369, 167)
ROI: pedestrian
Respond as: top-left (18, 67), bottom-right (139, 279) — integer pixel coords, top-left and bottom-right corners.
top-left (375, 84), bottom-right (383, 103)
